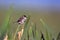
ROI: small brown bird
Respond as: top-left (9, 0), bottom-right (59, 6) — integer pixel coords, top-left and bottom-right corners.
top-left (17, 15), bottom-right (27, 24)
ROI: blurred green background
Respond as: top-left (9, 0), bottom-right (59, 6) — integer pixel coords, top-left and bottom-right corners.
top-left (0, 0), bottom-right (60, 40)
top-left (0, 7), bottom-right (60, 39)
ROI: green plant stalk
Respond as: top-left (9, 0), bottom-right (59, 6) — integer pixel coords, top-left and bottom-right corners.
top-left (36, 30), bottom-right (40, 40)
top-left (40, 18), bottom-right (52, 40)
top-left (1, 12), bottom-right (11, 33)
top-left (29, 27), bottom-right (32, 36)
top-left (21, 15), bottom-right (30, 40)
top-left (40, 18), bottom-right (52, 33)
top-left (45, 29), bottom-right (50, 40)
top-left (24, 15), bottom-right (30, 30)
top-left (32, 23), bottom-right (36, 40)
top-left (24, 15), bottom-right (30, 32)
top-left (1, 5), bottom-right (13, 31)
top-left (0, 5), bottom-right (13, 40)
top-left (28, 23), bottom-right (34, 40)
top-left (49, 32), bottom-right (52, 40)
top-left (13, 25), bottom-right (21, 40)
top-left (40, 31), bottom-right (42, 40)
top-left (27, 30), bottom-right (29, 40)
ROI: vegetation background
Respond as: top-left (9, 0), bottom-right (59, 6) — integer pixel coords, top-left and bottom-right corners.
top-left (0, 0), bottom-right (60, 40)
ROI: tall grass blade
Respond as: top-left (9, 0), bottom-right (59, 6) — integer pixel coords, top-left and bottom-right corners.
top-left (27, 29), bottom-right (29, 40)
top-left (0, 5), bottom-right (13, 40)
top-left (13, 25), bottom-right (21, 40)
top-left (40, 18), bottom-right (52, 40)
top-left (32, 23), bottom-right (36, 40)
top-left (45, 29), bottom-right (50, 40)
top-left (27, 26), bottom-right (33, 40)
top-left (40, 18), bottom-right (52, 33)
top-left (21, 15), bottom-right (30, 40)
